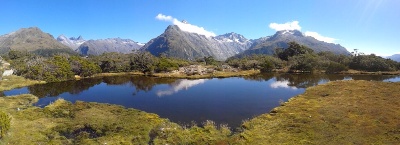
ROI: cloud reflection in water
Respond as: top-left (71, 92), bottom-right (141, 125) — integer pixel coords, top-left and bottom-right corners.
top-left (270, 80), bottom-right (298, 90)
top-left (156, 79), bottom-right (207, 97)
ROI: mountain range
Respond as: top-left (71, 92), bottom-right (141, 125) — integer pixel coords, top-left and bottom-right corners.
top-left (77, 38), bottom-right (142, 56)
top-left (0, 26), bottom-right (354, 59)
top-left (57, 35), bottom-right (85, 50)
top-left (140, 25), bottom-right (251, 60)
top-left (388, 54), bottom-right (400, 62)
top-left (141, 26), bottom-right (350, 60)
top-left (241, 30), bottom-right (350, 57)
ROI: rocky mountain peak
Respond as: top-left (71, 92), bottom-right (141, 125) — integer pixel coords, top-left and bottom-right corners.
top-left (57, 35), bottom-right (86, 50)
top-left (275, 30), bottom-right (304, 37)
top-left (141, 25), bottom-right (252, 61)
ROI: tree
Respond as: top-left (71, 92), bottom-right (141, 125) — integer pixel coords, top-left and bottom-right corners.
top-left (288, 53), bottom-right (319, 72)
top-left (47, 55), bottom-right (75, 82)
top-left (277, 41), bottom-right (314, 61)
top-left (156, 57), bottom-right (179, 73)
top-left (69, 56), bottom-right (101, 77)
top-left (130, 52), bottom-right (157, 74)
top-left (203, 56), bottom-right (218, 65)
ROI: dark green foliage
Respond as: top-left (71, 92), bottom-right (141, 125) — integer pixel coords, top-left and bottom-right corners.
top-left (226, 55), bottom-right (284, 71)
top-left (317, 51), bottom-right (351, 66)
top-left (32, 48), bottom-right (78, 57)
top-left (93, 52), bottom-right (131, 73)
top-left (288, 53), bottom-right (319, 72)
top-left (7, 50), bottom-right (31, 60)
top-left (203, 56), bottom-right (219, 65)
top-left (349, 54), bottom-right (398, 71)
top-left (69, 56), bottom-right (101, 77)
top-left (130, 51), bottom-right (158, 74)
top-left (0, 111), bottom-right (11, 139)
top-left (277, 41), bottom-right (314, 61)
top-left (260, 60), bottom-right (274, 72)
top-left (12, 54), bottom-right (74, 82)
top-left (156, 57), bottom-right (179, 73)
top-left (48, 56), bottom-right (75, 82)
top-left (326, 62), bottom-right (349, 74)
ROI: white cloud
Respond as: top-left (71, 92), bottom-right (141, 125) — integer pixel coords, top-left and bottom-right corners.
top-left (269, 21), bottom-right (301, 31)
top-left (155, 14), bottom-right (216, 37)
top-left (305, 31), bottom-right (337, 43)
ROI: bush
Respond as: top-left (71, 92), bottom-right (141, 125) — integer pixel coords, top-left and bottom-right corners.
top-left (156, 57), bottom-right (179, 73)
top-left (326, 62), bottom-right (348, 74)
top-left (0, 111), bottom-right (11, 138)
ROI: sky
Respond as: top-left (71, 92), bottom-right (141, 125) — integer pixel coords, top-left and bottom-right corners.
top-left (0, 0), bottom-right (399, 56)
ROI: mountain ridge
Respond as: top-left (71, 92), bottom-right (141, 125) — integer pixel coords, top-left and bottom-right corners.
top-left (141, 25), bottom-right (252, 61)
top-left (240, 30), bottom-right (350, 57)
top-left (0, 27), bottom-right (71, 53)
top-left (77, 38), bottom-right (142, 56)
top-left (388, 54), bottom-right (400, 62)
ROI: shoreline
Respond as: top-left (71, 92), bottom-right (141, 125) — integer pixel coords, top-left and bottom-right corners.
top-left (1, 80), bottom-right (399, 143)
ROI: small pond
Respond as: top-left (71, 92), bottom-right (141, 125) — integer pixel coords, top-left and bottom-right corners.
top-left (2, 74), bottom-right (400, 128)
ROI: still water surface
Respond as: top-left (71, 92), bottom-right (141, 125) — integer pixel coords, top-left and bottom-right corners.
top-left (2, 74), bottom-right (400, 128)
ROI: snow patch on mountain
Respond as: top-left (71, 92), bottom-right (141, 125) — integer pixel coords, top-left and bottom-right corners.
top-left (57, 35), bottom-right (86, 50)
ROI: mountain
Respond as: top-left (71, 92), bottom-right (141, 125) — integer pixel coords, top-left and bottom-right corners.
top-left (77, 38), bottom-right (142, 55)
top-left (0, 27), bottom-right (70, 53)
top-left (57, 35), bottom-right (86, 50)
top-left (141, 25), bottom-right (252, 61)
top-left (388, 54), bottom-right (400, 62)
top-left (240, 30), bottom-right (350, 56)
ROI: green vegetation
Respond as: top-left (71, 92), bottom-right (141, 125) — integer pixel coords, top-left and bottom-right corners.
top-left (4, 41), bottom-right (400, 82)
top-left (0, 75), bottom-right (44, 91)
top-left (0, 111), bottom-right (10, 139)
top-left (226, 55), bottom-right (284, 72)
top-left (0, 95), bottom-right (231, 144)
top-left (232, 80), bottom-right (400, 144)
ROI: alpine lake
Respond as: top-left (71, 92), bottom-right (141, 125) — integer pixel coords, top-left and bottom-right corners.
top-left (2, 73), bottom-right (400, 129)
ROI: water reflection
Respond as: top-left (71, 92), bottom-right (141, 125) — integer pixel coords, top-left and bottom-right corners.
top-left (270, 80), bottom-right (298, 89)
top-left (1, 74), bottom-right (400, 129)
top-left (156, 79), bottom-right (207, 97)
top-left (29, 78), bottom-right (103, 98)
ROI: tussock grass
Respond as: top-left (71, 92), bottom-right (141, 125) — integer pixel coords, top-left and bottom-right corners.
top-left (233, 80), bottom-right (400, 144)
top-left (0, 95), bottom-right (231, 144)
top-left (0, 75), bottom-right (45, 91)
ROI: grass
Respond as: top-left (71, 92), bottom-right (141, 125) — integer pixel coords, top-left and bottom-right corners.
top-left (0, 95), bottom-right (231, 144)
top-left (0, 75), bottom-right (45, 91)
top-left (232, 80), bottom-right (400, 144)
top-left (1, 77), bottom-right (400, 144)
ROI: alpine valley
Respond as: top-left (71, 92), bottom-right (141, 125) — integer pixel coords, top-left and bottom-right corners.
top-left (0, 25), bottom-right (353, 59)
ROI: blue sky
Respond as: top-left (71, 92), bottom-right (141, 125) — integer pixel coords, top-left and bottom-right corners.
top-left (0, 0), bottom-right (399, 56)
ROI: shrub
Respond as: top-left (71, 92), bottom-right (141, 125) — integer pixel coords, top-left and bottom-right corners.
top-left (0, 111), bottom-right (11, 138)
top-left (326, 62), bottom-right (348, 74)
